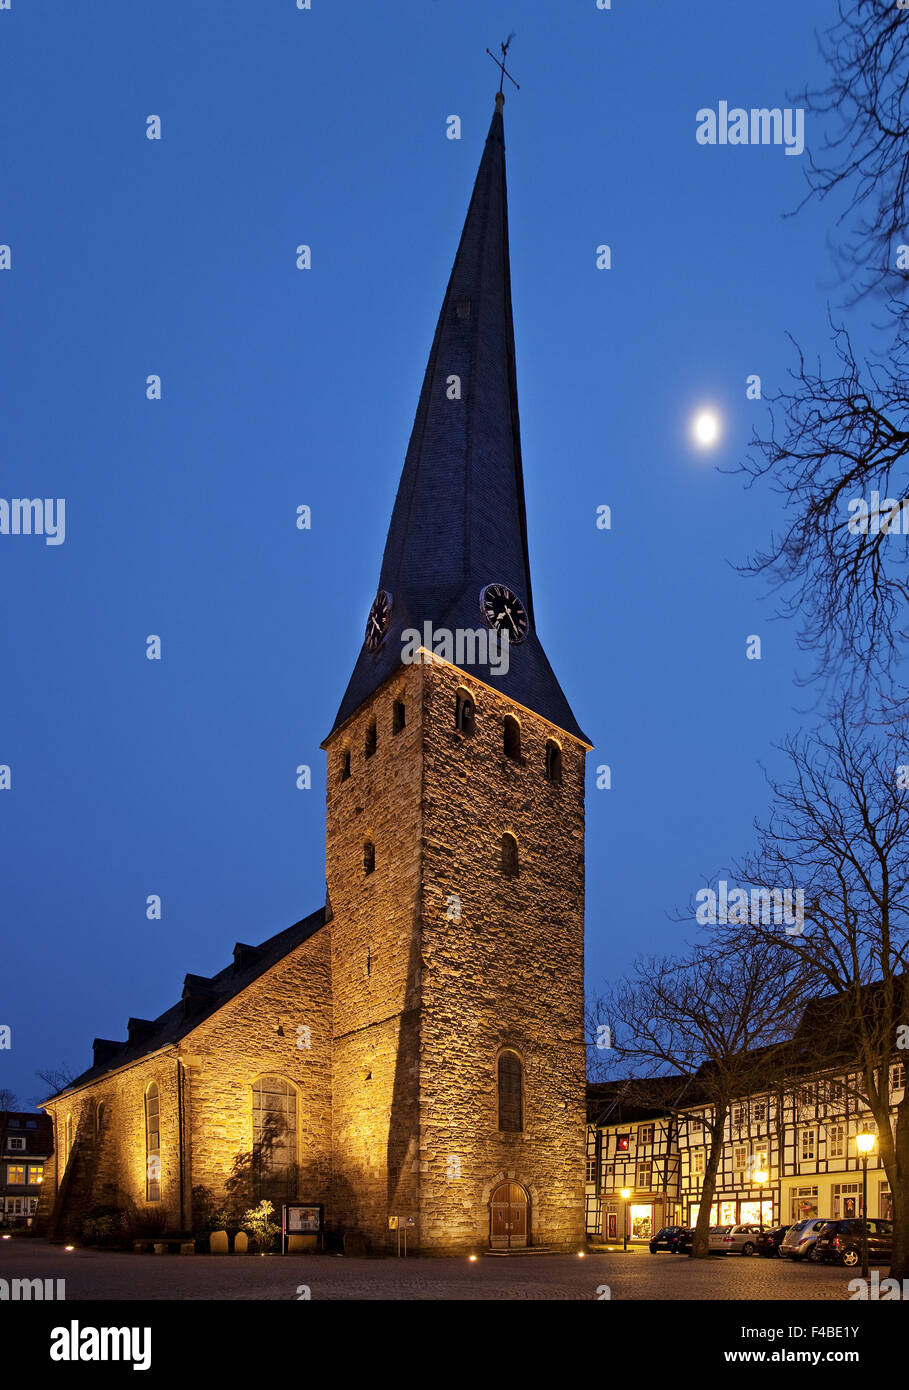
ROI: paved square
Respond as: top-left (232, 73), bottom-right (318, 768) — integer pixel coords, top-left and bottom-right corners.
top-left (0, 1240), bottom-right (875, 1300)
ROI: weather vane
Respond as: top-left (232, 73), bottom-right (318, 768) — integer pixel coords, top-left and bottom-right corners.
top-left (486, 33), bottom-right (519, 95)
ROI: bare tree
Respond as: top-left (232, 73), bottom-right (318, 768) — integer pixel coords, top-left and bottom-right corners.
top-left (0, 1088), bottom-right (19, 1112)
top-left (33, 1064), bottom-right (77, 1102)
top-left (740, 2), bottom-right (909, 696)
top-left (729, 702), bottom-right (909, 1278)
top-left (740, 324), bottom-right (909, 698)
top-left (795, 0), bottom-right (909, 305)
top-left (595, 940), bottom-right (797, 1258)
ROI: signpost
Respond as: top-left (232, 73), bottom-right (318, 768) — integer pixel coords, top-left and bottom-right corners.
top-left (388, 1214), bottom-right (415, 1256)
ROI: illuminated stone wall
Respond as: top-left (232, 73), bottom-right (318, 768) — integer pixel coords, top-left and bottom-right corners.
top-left (326, 655), bottom-right (588, 1252)
top-left (42, 927), bottom-right (333, 1237)
top-left (325, 662), bottom-right (426, 1248)
top-left (418, 658), bottom-right (588, 1252)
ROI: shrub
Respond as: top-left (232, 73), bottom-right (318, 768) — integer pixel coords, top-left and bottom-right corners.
top-left (241, 1200), bottom-right (280, 1252)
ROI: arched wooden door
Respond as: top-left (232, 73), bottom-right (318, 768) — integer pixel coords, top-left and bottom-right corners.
top-left (490, 1181), bottom-right (529, 1249)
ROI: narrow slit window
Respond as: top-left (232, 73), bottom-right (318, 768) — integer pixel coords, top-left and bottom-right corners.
top-left (392, 699), bottom-right (406, 734)
top-left (455, 690), bottom-right (476, 735)
top-left (364, 841), bottom-right (375, 875)
top-left (545, 740), bottom-right (562, 785)
top-left (364, 720), bottom-right (377, 759)
top-left (498, 1051), bottom-right (523, 1132)
top-left (145, 1083), bottom-right (160, 1202)
top-left (501, 832), bottom-right (519, 878)
top-left (504, 716), bottom-right (521, 760)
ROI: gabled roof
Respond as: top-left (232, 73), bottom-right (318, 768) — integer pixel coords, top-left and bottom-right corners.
top-left (329, 96), bottom-right (589, 745)
top-left (42, 907), bottom-right (327, 1102)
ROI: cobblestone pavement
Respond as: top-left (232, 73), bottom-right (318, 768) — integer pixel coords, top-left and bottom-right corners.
top-left (0, 1240), bottom-right (877, 1300)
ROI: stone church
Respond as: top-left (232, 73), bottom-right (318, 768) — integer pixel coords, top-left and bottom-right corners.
top-left (41, 94), bottom-right (591, 1255)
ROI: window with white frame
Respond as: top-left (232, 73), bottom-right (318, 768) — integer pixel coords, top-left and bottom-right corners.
top-left (586, 1157), bottom-right (598, 1183)
top-left (6, 1165), bottom-right (25, 1184)
top-left (636, 1160), bottom-right (652, 1189)
top-left (693, 1149), bottom-right (705, 1176)
top-left (732, 1105), bottom-right (744, 1127)
top-left (891, 1062), bottom-right (906, 1093)
top-left (6, 1137), bottom-right (25, 1151)
top-left (753, 1100), bottom-right (766, 1124)
top-left (637, 1124), bottom-right (654, 1146)
top-left (791, 1185), bottom-right (818, 1220)
top-left (828, 1124), bottom-right (847, 1160)
top-left (800, 1128), bottom-right (817, 1163)
top-left (733, 1146), bottom-right (748, 1171)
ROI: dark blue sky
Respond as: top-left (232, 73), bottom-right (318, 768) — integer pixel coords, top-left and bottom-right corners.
top-left (1, 0), bottom-right (875, 1105)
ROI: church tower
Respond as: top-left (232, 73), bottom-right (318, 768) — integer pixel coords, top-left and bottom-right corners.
top-left (324, 94), bottom-right (590, 1253)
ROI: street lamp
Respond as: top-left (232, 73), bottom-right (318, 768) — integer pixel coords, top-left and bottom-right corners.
top-left (753, 1168), bottom-right (769, 1232)
top-left (620, 1188), bottom-right (631, 1253)
top-left (855, 1128), bottom-right (877, 1281)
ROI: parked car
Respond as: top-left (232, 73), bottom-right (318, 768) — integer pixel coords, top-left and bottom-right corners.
top-left (812, 1219), bottom-right (893, 1267)
top-left (779, 1218), bottom-right (831, 1261)
top-left (649, 1225), bottom-right (694, 1255)
top-left (707, 1223), bottom-right (763, 1255)
top-left (757, 1225), bottom-right (792, 1258)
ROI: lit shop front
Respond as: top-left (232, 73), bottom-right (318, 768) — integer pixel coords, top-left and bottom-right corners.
top-left (688, 1197), bottom-right (774, 1226)
top-left (599, 1196), bottom-right (666, 1242)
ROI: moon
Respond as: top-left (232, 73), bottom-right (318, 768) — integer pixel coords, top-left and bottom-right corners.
top-left (692, 410), bottom-right (720, 447)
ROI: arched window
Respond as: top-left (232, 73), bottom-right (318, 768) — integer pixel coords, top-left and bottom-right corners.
top-left (64, 1114), bottom-right (73, 1170)
top-left (392, 698), bottom-right (406, 734)
top-left (455, 689), bottom-right (475, 735)
top-left (364, 840), bottom-right (375, 875)
top-left (252, 1076), bottom-right (298, 1200)
top-left (501, 832), bottom-right (519, 878)
top-left (145, 1083), bottom-right (160, 1202)
top-left (545, 739), bottom-right (563, 786)
top-left (340, 749), bottom-right (351, 782)
top-left (365, 720), bottom-right (377, 759)
top-left (504, 715), bottom-right (521, 760)
top-left (497, 1051), bottom-right (523, 1132)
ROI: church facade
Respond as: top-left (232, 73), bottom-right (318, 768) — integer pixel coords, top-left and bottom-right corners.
top-left (40, 95), bottom-right (591, 1255)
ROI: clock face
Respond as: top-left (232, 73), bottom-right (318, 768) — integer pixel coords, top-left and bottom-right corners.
top-left (480, 584), bottom-right (529, 644)
top-left (364, 589), bottom-right (393, 653)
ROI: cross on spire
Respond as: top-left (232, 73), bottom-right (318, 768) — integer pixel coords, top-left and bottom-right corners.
top-left (486, 33), bottom-right (519, 95)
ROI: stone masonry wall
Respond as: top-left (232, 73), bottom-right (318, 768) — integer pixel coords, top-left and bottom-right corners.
top-left (183, 927), bottom-right (332, 1216)
top-left (42, 927), bottom-right (333, 1238)
top-left (325, 653), bottom-right (588, 1253)
top-left (418, 658), bottom-right (588, 1252)
top-left (325, 663), bottom-right (426, 1249)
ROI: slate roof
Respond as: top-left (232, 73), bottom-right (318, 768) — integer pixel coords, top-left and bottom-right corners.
top-left (42, 907), bottom-right (327, 1102)
top-left (586, 1078), bottom-right (691, 1126)
top-left (330, 96), bottom-right (589, 745)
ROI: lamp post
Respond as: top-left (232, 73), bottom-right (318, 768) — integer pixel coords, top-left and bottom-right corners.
top-left (855, 1128), bottom-right (877, 1282)
top-left (753, 1168), bottom-right (769, 1232)
top-left (620, 1188), bottom-right (631, 1253)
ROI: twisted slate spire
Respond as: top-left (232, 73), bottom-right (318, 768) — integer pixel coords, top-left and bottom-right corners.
top-left (329, 96), bottom-right (588, 745)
